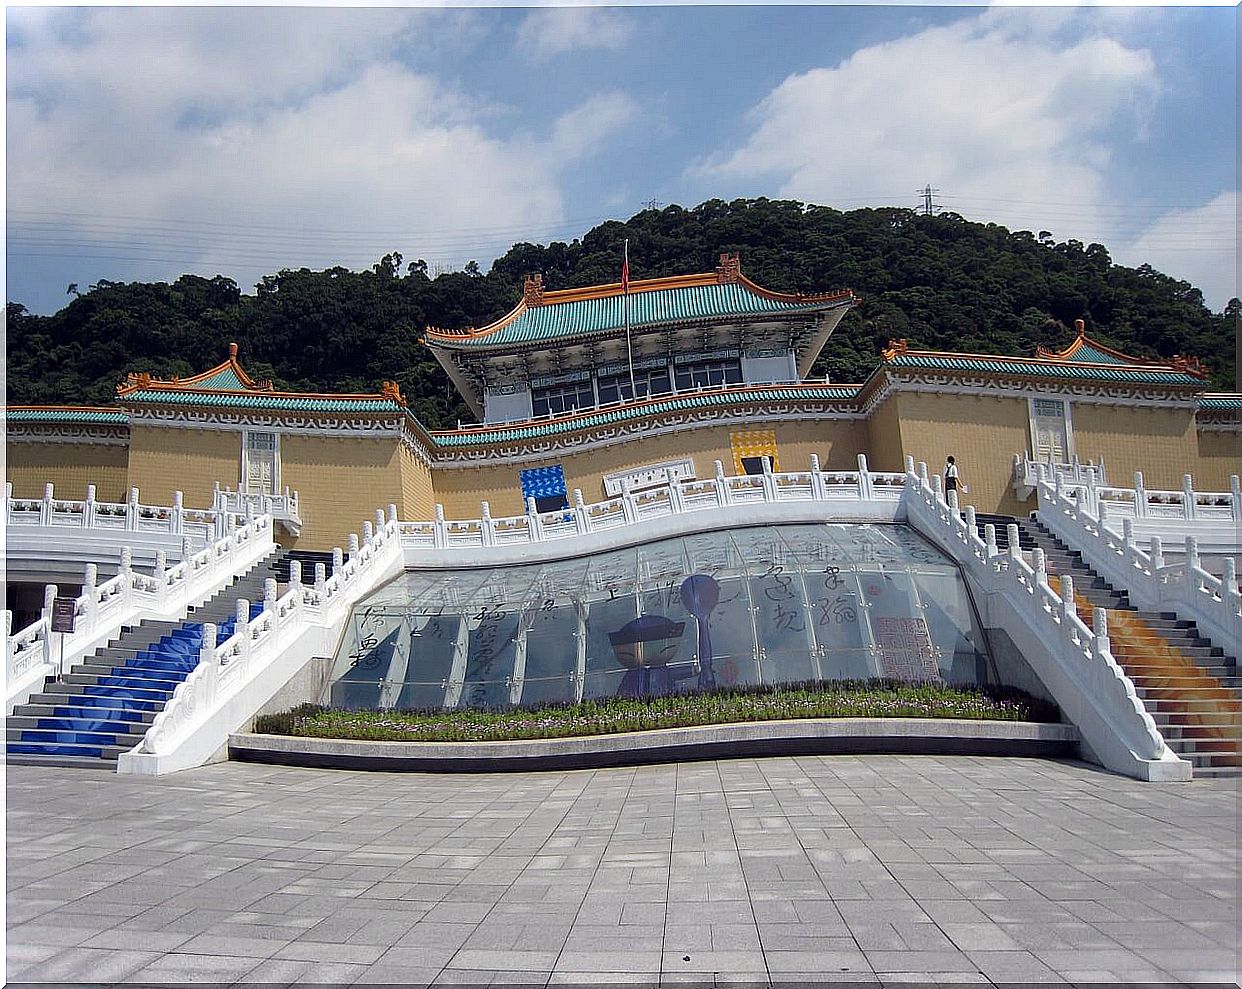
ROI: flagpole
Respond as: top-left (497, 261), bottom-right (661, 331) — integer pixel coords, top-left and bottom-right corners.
top-left (624, 239), bottom-right (636, 401)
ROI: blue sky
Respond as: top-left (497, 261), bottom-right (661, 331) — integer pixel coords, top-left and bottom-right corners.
top-left (6, 4), bottom-right (1237, 315)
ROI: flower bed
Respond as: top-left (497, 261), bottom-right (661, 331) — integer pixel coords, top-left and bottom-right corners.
top-left (255, 680), bottom-right (1058, 744)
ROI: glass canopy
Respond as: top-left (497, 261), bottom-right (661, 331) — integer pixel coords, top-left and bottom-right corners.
top-left (328, 523), bottom-right (996, 710)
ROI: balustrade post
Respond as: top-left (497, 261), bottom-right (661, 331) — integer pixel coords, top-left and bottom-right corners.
top-left (433, 504), bottom-right (447, 549)
top-left (200, 622), bottom-right (218, 665)
top-left (964, 505), bottom-right (977, 538)
top-left (1098, 497), bottom-right (1109, 529)
top-left (1182, 474), bottom-right (1196, 520)
top-left (947, 489), bottom-right (959, 515)
top-left (714, 460), bottom-right (731, 506)
top-left (312, 567), bottom-right (326, 604)
top-left (480, 501), bottom-right (496, 546)
top-left (761, 457), bottom-right (777, 501)
top-left (1053, 469), bottom-right (1065, 507)
top-left (984, 524), bottom-right (998, 558)
top-left (126, 487), bottom-right (140, 531)
top-left (527, 496), bottom-right (545, 541)
top-left (375, 509), bottom-right (386, 531)
top-left (1091, 608), bottom-right (1110, 661)
top-left (82, 564), bottom-right (98, 619)
top-left (573, 490), bottom-right (589, 535)
top-left (1122, 518), bottom-right (1135, 559)
top-left (388, 503), bottom-right (398, 526)
top-left (289, 562), bottom-right (302, 592)
top-left (931, 473), bottom-right (944, 501)
top-left (1150, 535), bottom-right (1164, 571)
top-left (1060, 574), bottom-right (1076, 625)
top-left (4, 481), bottom-right (11, 527)
top-left (234, 598), bottom-right (251, 667)
top-left (809, 454), bottom-right (826, 500)
top-left (856, 453), bottom-right (873, 500)
top-left (42, 584), bottom-right (57, 673)
top-left (1031, 548), bottom-right (1047, 584)
top-left (1222, 559), bottom-right (1239, 612)
top-left (332, 548), bottom-right (344, 575)
top-left (1007, 523), bottom-right (1021, 561)
top-left (1231, 476), bottom-right (1241, 523)
top-left (120, 546), bottom-right (133, 580)
top-left (1185, 536), bottom-right (1200, 575)
top-left (1133, 471), bottom-right (1147, 519)
top-left (1098, 454), bottom-right (1108, 486)
top-left (347, 533), bottom-right (360, 560)
top-left (84, 484), bottom-right (97, 528)
top-left (1085, 470), bottom-right (1099, 517)
top-left (181, 536), bottom-right (192, 566)
top-left (41, 483), bottom-right (54, 525)
top-left (619, 480), bottom-right (638, 524)
top-left (363, 521), bottom-right (374, 546)
top-left (904, 454), bottom-right (916, 475)
top-left (918, 461), bottom-right (929, 489)
top-left (154, 551), bottom-right (168, 590)
top-left (171, 491), bottom-right (184, 534)
top-left (667, 474), bottom-right (685, 514)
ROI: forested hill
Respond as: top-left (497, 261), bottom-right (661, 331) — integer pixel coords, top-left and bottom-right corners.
top-left (6, 199), bottom-right (1236, 429)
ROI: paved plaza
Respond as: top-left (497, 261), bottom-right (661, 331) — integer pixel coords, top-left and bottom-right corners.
top-left (5, 755), bottom-right (1238, 985)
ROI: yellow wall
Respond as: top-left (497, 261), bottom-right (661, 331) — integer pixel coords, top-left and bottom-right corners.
top-left (1194, 430), bottom-right (1241, 489)
top-left (431, 417), bottom-right (871, 519)
top-left (864, 396), bottom-right (905, 473)
top-left (128, 425), bottom-right (238, 508)
top-left (5, 441), bottom-right (130, 501)
top-left (891, 391), bottom-right (1031, 516)
top-left (399, 445), bottom-right (436, 522)
top-left (1070, 403), bottom-right (1199, 491)
top-left (279, 434), bottom-right (406, 550)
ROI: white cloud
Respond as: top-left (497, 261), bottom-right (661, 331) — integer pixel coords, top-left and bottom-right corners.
top-left (696, 10), bottom-right (1161, 261)
top-left (515, 7), bottom-right (634, 61)
top-left (1119, 191), bottom-right (1238, 310)
top-left (6, 7), bottom-right (633, 292)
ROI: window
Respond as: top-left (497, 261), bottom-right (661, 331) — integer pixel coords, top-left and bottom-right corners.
top-left (597, 365), bottom-right (673, 405)
top-left (531, 380), bottom-right (594, 417)
top-left (243, 431), bottom-right (279, 495)
top-left (674, 357), bottom-right (742, 391)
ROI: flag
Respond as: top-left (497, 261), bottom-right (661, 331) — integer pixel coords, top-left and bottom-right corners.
top-left (621, 240), bottom-right (629, 294)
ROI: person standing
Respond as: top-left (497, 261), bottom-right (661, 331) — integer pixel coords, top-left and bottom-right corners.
top-left (944, 456), bottom-right (961, 494)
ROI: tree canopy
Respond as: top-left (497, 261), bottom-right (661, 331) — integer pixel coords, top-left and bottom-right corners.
top-left (7, 199), bottom-right (1235, 428)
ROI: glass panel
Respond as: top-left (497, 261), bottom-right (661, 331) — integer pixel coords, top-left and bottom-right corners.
top-left (329, 524), bottom-right (1000, 710)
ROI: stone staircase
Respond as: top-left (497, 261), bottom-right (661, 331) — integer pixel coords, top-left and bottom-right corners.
top-left (976, 513), bottom-right (1241, 778)
top-left (7, 548), bottom-right (290, 768)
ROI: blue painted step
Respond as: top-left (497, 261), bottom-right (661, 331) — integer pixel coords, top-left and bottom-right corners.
top-left (8, 602), bottom-right (264, 758)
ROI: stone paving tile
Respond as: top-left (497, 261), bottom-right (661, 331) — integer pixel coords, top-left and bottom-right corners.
top-left (6, 756), bottom-right (1239, 986)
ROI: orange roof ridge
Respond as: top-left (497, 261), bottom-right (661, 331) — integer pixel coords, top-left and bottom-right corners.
top-left (884, 336), bottom-right (1204, 375)
top-left (423, 253), bottom-right (854, 342)
top-left (115, 342), bottom-right (276, 396)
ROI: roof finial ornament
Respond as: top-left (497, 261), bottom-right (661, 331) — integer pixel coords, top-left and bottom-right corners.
top-left (524, 273), bottom-right (545, 307)
top-left (715, 252), bottom-right (741, 283)
top-left (229, 342), bottom-right (239, 358)
top-left (882, 339), bottom-right (909, 359)
top-left (380, 380), bottom-right (407, 405)
top-left (1074, 319), bottom-right (1086, 337)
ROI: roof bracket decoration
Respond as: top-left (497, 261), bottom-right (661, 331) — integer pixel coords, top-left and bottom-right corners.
top-left (882, 339), bottom-right (909, 359)
top-left (524, 273), bottom-right (545, 307)
top-left (715, 253), bottom-right (741, 284)
top-left (380, 380), bottom-right (407, 405)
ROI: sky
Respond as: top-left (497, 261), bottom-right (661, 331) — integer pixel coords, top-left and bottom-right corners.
top-left (5, 4), bottom-right (1237, 316)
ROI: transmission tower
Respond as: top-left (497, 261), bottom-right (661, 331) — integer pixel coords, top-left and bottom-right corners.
top-left (642, 198), bottom-right (664, 211)
top-left (917, 185), bottom-right (940, 216)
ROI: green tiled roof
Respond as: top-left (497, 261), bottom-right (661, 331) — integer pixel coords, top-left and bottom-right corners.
top-left (886, 353), bottom-right (1203, 385)
top-left (1061, 341), bottom-right (1130, 365)
top-left (431, 282), bottom-right (849, 350)
top-left (431, 385), bottom-right (861, 447)
top-left (1199, 395), bottom-right (1242, 410)
top-left (122, 390), bottom-right (405, 413)
top-left (189, 365), bottom-right (250, 390)
top-left (7, 408), bottom-right (129, 424)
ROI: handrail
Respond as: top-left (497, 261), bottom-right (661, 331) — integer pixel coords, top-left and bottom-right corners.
top-left (904, 455), bottom-right (1182, 780)
top-left (399, 455), bottom-right (907, 550)
top-left (1036, 471), bottom-right (1241, 652)
top-left (8, 481), bottom-right (236, 544)
top-left (5, 513), bottom-right (276, 710)
top-left (128, 506), bottom-right (405, 768)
